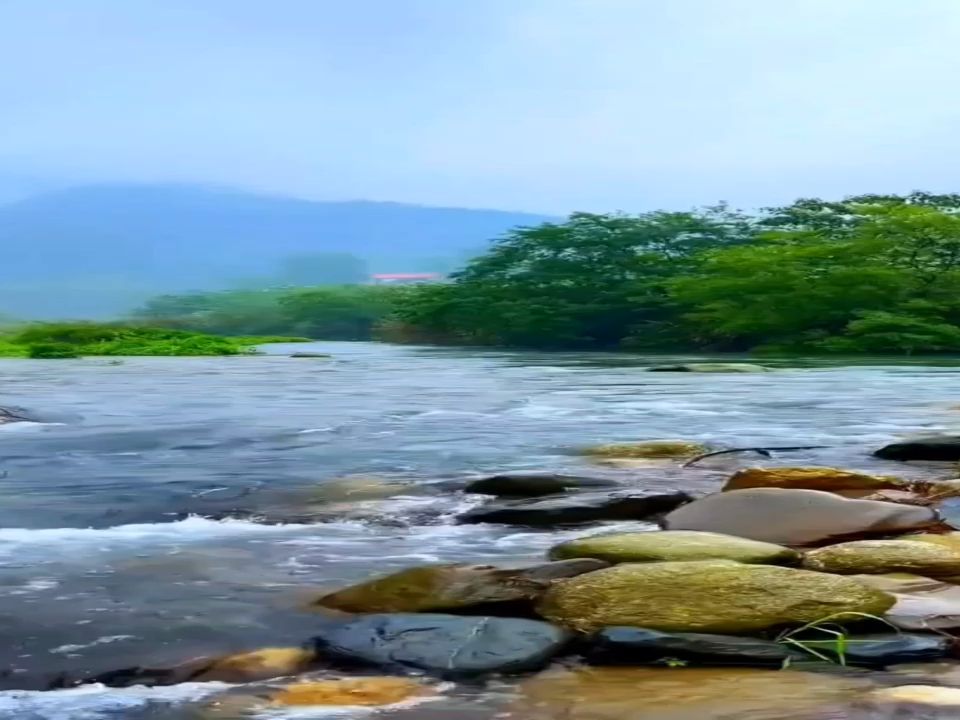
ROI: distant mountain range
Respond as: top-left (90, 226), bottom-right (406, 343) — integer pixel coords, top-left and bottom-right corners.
top-left (0, 184), bottom-right (553, 318)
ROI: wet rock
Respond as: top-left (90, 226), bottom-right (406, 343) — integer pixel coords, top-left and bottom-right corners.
top-left (647, 363), bottom-right (771, 373)
top-left (788, 633), bottom-right (948, 666)
top-left (464, 473), bottom-right (617, 497)
top-left (585, 627), bottom-right (802, 667)
top-left (312, 559), bottom-right (609, 614)
top-left (875, 436), bottom-right (960, 461)
top-left (852, 574), bottom-right (960, 631)
top-left (312, 476), bottom-right (416, 503)
top-left (802, 540), bottom-right (960, 577)
top-left (536, 559), bottom-right (894, 634)
top-left (548, 530), bottom-right (799, 565)
top-left (270, 677), bottom-right (432, 707)
top-left (511, 667), bottom-right (871, 720)
top-left (310, 613), bottom-right (573, 677)
top-left (289, 352), bottom-right (332, 358)
top-left (937, 498), bottom-right (960, 529)
top-left (724, 467), bottom-right (905, 493)
top-left (581, 440), bottom-right (708, 459)
top-left (192, 646), bottom-right (316, 682)
top-left (662, 488), bottom-right (939, 546)
top-left (0, 406), bottom-right (36, 425)
top-left (458, 491), bottom-right (693, 526)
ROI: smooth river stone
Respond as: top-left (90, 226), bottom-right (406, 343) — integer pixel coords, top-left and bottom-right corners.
top-left (853, 573), bottom-right (960, 631)
top-left (874, 435), bottom-right (960, 461)
top-left (310, 613), bottom-right (573, 677)
top-left (802, 539), bottom-right (960, 577)
top-left (457, 491), bottom-right (692, 526)
top-left (464, 473), bottom-right (618, 497)
top-left (661, 488), bottom-right (938, 545)
top-left (723, 466), bottom-right (905, 492)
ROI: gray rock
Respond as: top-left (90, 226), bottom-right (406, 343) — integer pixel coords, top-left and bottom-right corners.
top-left (289, 352), bottom-right (332, 358)
top-left (875, 436), bottom-right (960, 461)
top-left (647, 363), bottom-right (770, 373)
top-left (458, 491), bottom-right (693, 526)
top-left (310, 613), bottom-right (573, 677)
top-left (464, 473), bottom-right (617, 497)
top-left (788, 633), bottom-right (948, 667)
top-left (586, 627), bottom-right (802, 667)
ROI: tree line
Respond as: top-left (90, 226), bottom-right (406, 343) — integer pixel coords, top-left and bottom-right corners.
top-left (133, 192), bottom-right (960, 355)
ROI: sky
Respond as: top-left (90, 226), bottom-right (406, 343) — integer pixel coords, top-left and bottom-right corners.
top-left (2, 0), bottom-right (960, 214)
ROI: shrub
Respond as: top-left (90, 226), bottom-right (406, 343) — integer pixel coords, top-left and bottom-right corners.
top-left (27, 342), bottom-right (81, 359)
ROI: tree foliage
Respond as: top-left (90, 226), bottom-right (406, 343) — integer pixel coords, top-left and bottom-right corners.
top-left (386, 194), bottom-right (960, 355)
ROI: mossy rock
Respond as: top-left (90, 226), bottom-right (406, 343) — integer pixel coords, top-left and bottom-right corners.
top-left (536, 559), bottom-right (894, 633)
top-left (802, 540), bottom-right (960, 578)
top-left (581, 440), bottom-right (708, 459)
top-left (549, 530), bottom-right (799, 566)
top-left (194, 647), bottom-right (315, 682)
top-left (724, 467), bottom-right (906, 493)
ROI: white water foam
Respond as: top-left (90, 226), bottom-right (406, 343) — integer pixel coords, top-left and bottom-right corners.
top-left (0, 681), bottom-right (231, 720)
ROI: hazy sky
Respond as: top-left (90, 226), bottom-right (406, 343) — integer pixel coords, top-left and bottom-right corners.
top-left (3, 0), bottom-right (960, 213)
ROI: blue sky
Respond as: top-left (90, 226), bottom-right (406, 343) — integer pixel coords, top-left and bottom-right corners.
top-left (2, 0), bottom-right (960, 213)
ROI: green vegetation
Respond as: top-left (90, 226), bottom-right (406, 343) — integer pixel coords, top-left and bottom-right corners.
top-left (132, 285), bottom-right (405, 340)
top-left (384, 192), bottom-right (960, 355)
top-left (0, 323), bottom-right (281, 358)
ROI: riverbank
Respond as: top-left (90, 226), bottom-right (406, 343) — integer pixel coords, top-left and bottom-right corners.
top-left (3, 343), bottom-right (960, 718)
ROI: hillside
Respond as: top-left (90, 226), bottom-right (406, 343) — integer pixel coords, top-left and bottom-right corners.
top-left (0, 184), bottom-right (552, 318)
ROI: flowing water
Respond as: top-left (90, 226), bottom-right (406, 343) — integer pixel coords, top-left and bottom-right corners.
top-left (2, 342), bottom-right (960, 719)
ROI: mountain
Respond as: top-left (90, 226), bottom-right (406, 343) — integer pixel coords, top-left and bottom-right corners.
top-left (0, 184), bottom-right (553, 318)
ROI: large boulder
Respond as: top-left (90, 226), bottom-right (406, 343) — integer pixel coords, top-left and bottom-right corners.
top-left (802, 540), bottom-right (960, 577)
top-left (875, 436), bottom-right (960, 461)
top-left (853, 574), bottom-right (960, 631)
top-left (536, 559), bottom-right (894, 633)
top-left (723, 467), bottom-right (905, 493)
top-left (548, 530), bottom-right (798, 566)
top-left (661, 488), bottom-right (939, 545)
top-left (310, 613), bottom-right (572, 678)
top-left (585, 627), bottom-right (801, 667)
top-left (312, 559), bottom-right (608, 614)
top-left (581, 440), bottom-right (708, 459)
top-left (647, 363), bottom-right (771, 373)
top-left (457, 491), bottom-right (692, 526)
top-left (464, 473), bottom-right (617, 497)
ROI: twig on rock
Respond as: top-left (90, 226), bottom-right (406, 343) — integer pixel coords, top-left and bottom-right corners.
top-left (682, 446), bottom-right (830, 468)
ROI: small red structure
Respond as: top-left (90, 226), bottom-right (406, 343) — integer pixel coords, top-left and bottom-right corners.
top-left (370, 273), bottom-right (442, 285)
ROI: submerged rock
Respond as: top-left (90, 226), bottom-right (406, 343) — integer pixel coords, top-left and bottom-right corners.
top-left (875, 436), bottom-right (960, 461)
top-left (581, 440), bottom-right (708, 459)
top-left (269, 678), bottom-right (431, 707)
top-left (802, 540), bottom-right (960, 577)
top-left (0, 406), bottom-right (36, 425)
top-left (586, 627), bottom-right (801, 667)
top-left (860, 685), bottom-right (960, 713)
top-left (852, 574), bottom-right (960, 631)
top-left (458, 491), bottom-right (693, 526)
top-left (647, 363), bottom-right (771, 373)
top-left (310, 613), bottom-right (572, 677)
top-left (662, 488), bottom-right (939, 545)
top-left (312, 476), bottom-right (416, 503)
top-left (723, 467), bottom-right (905, 493)
top-left (511, 667), bottom-right (871, 720)
top-left (312, 559), bottom-right (608, 614)
top-left (289, 352), bottom-right (333, 358)
top-left (192, 647), bottom-right (316, 682)
top-left (548, 530), bottom-right (798, 566)
top-left (464, 473), bottom-right (617, 497)
top-left (536, 559), bottom-right (894, 633)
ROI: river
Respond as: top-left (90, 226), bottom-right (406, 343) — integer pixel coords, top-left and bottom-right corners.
top-left (1, 342), bottom-right (959, 719)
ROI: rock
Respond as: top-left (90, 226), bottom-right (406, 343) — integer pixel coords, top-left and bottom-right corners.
top-left (310, 613), bottom-right (572, 677)
top-left (193, 647), bottom-right (316, 682)
top-left (581, 440), bottom-right (708, 459)
top-left (585, 627), bottom-right (802, 667)
top-left (548, 530), bottom-right (799, 566)
top-left (802, 540), bottom-right (960, 577)
top-left (312, 476), bottom-right (415, 503)
top-left (786, 633), bottom-right (948, 666)
top-left (937, 498), bottom-right (960, 529)
top-left (289, 352), bottom-right (332, 358)
top-left (888, 661), bottom-right (960, 684)
top-left (511, 667), bottom-right (871, 720)
top-left (875, 436), bottom-right (960, 461)
top-left (536, 559), bottom-right (894, 633)
top-left (269, 678), bottom-right (431, 707)
top-left (852, 574), bottom-right (960, 631)
top-left (312, 559), bottom-right (609, 614)
top-left (662, 488), bottom-right (939, 546)
top-left (723, 467), bottom-right (905, 493)
top-left (457, 491), bottom-right (693, 526)
top-left (647, 363), bottom-right (771, 373)
top-left (0, 406), bottom-right (36, 425)
top-left (861, 685), bottom-right (960, 710)
top-left (464, 473), bottom-right (617, 497)
top-left (905, 532), bottom-right (960, 552)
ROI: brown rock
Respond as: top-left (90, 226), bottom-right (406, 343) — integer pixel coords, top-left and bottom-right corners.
top-left (803, 540), bottom-right (960, 577)
top-left (193, 647), bottom-right (315, 682)
top-left (313, 559), bottom-right (608, 613)
top-left (581, 440), bottom-right (708, 459)
top-left (724, 467), bottom-right (905, 493)
top-left (662, 488), bottom-right (939, 546)
top-left (270, 678), bottom-right (431, 707)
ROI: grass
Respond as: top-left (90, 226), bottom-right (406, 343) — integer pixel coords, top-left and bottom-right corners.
top-left (776, 612), bottom-right (900, 667)
top-left (0, 322), bottom-right (281, 358)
